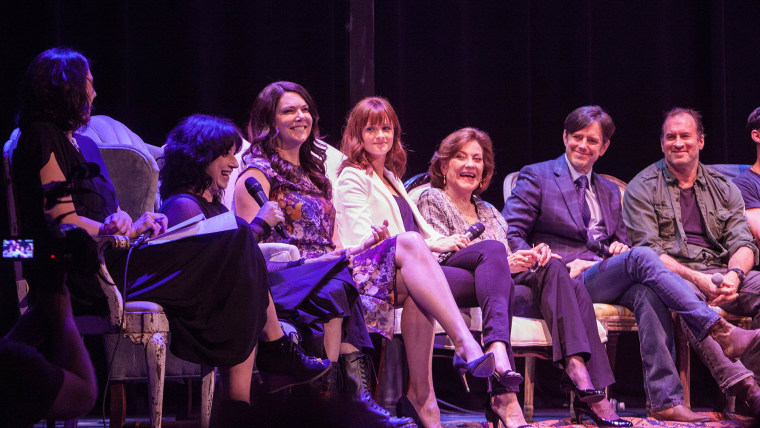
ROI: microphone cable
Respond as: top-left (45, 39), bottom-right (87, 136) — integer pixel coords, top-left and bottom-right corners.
top-left (101, 239), bottom-right (138, 428)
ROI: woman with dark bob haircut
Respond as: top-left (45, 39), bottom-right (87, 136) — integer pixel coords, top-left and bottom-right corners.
top-left (335, 98), bottom-right (518, 427)
top-left (235, 83), bottom-right (493, 428)
top-left (11, 49), bottom-right (326, 424)
top-left (419, 127), bottom-right (628, 427)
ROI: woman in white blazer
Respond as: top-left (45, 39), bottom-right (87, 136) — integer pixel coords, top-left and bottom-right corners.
top-left (335, 97), bottom-right (528, 428)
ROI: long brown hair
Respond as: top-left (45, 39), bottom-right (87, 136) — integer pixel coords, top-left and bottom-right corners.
top-left (246, 81), bottom-right (330, 198)
top-left (339, 97), bottom-right (406, 178)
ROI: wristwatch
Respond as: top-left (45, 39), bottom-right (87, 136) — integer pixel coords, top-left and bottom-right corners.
top-left (728, 267), bottom-right (746, 285)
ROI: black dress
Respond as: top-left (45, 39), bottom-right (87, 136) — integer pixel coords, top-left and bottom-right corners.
top-left (12, 122), bottom-right (267, 367)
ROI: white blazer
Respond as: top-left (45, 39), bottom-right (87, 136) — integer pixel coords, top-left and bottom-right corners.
top-left (335, 165), bottom-right (443, 247)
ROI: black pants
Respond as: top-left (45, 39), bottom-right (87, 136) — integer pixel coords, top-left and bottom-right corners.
top-left (441, 240), bottom-right (516, 390)
top-left (513, 258), bottom-right (614, 389)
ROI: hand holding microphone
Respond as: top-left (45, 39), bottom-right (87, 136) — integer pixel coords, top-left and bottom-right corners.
top-left (438, 222), bottom-right (485, 264)
top-left (586, 240), bottom-right (613, 258)
top-left (244, 177), bottom-right (289, 239)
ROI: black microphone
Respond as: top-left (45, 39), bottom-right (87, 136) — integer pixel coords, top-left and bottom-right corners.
top-left (131, 229), bottom-right (153, 247)
top-left (711, 272), bottom-right (724, 287)
top-left (586, 240), bottom-right (613, 258)
top-left (244, 177), bottom-right (289, 239)
top-left (438, 222), bottom-right (486, 264)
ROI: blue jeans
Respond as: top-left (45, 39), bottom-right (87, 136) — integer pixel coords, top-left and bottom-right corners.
top-left (680, 267), bottom-right (759, 391)
top-left (581, 247), bottom-right (721, 411)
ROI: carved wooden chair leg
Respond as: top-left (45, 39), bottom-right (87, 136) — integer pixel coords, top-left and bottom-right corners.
top-left (200, 365), bottom-right (216, 428)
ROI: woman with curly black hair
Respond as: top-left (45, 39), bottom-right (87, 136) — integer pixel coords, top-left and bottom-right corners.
top-left (11, 49), bottom-right (327, 423)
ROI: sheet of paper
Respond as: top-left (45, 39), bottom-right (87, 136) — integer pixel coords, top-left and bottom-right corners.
top-left (146, 211), bottom-right (237, 245)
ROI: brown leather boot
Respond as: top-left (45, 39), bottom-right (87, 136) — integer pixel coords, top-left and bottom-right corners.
top-left (647, 404), bottom-right (712, 422)
top-left (733, 377), bottom-right (760, 419)
top-left (708, 318), bottom-right (760, 362)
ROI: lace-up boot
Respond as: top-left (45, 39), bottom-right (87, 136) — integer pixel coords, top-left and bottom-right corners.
top-left (257, 333), bottom-right (331, 393)
top-left (339, 352), bottom-right (417, 427)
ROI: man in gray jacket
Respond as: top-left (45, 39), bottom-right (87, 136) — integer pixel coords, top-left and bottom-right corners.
top-left (623, 107), bottom-right (760, 417)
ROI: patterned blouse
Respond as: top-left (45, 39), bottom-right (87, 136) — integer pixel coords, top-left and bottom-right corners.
top-left (244, 155), bottom-right (400, 339)
top-left (417, 186), bottom-right (513, 254)
top-left (243, 156), bottom-right (336, 258)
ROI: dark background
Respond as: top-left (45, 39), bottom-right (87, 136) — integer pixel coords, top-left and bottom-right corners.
top-left (1, 0), bottom-right (759, 412)
top-left (3, 1), bottom-right (760, 207)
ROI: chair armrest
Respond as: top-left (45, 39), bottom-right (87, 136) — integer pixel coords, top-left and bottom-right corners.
top-left (259, 243), bottom-right (301, 262)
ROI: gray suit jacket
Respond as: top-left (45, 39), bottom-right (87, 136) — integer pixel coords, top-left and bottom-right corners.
top-left (503, 155), bottom-right (629, 264)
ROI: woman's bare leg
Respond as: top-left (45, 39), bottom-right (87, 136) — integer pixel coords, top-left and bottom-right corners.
top-left (218, 348), bottom-right (256, 403)
top-left (490, 392), bottom-right (528, 428)
top-left (324, 317), bottom-right (360, 362)
top-left (394, 232), bottom-right (483, 362)
top-left (486, 341), bottom-right (512, 377)
top-left (260, 293), bottom-right (284, 341)
top-left (324, 318), bottom-right (342, 361)
top-left (565, 355), bottom-right (594, 390)
top-left (401, 297), bottom-right (442, 427)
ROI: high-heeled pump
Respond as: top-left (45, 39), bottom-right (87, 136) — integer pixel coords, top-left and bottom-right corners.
top-left (572, 396), bottom-right (632, 427)
top-left (485, 405), bottom-right (533, 428)
top-left (560, 371), bottom-right (605, 403)
top-left (494, 369), bottom-right (524, 388)
top-left (396, 395), bottom-right (423, 428)
top-left (453, 352), bottom-right (495, 392)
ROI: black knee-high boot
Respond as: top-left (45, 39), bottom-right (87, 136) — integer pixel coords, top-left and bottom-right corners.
top-left (339, 352), bottom-right (417, 428)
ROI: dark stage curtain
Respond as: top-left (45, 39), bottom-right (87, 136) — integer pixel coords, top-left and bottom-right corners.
top-left (2, 1), bottom-right (760, 232)
top-left (375, 1), bottom-right (760, 206)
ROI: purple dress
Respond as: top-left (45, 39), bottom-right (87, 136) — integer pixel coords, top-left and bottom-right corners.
top-left (244, 156), bottom-right (399, 339)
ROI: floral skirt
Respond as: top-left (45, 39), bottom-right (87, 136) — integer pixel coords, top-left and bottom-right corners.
top-left (351, 236), bottom-right (398, 339)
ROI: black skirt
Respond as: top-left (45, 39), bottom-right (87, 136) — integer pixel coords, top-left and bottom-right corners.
top-left (268, 255), bottom-right (372, 356)
top-left (106, 218), bottom-right (269, 367)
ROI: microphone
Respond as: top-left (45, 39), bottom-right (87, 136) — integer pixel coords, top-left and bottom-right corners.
top-left (244, 177), bottom-right (289, 239)
top-left (131, 229), bottom-right (154, 247)
top-left (586, 240), bottom-right (613, 258)
top-left (438, 222), bottom-right (486, 264)
top-left (711, 272), bottom-right (724, 287)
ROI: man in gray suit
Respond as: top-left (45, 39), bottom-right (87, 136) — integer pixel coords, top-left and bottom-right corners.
top-left (624, 107), bottom-right (760, 418)
top-left (503, 105), bottom-right (760, 422)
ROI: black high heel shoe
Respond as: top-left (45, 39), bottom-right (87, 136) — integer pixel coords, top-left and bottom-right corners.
top-left (396, 395), bottom-right (423, 427)
top-left (494, 369), bottom-right (524, 388)
top-left (485, 405), bottom-right (533, 428)
top-left (572, 396), bottom-right (632, 427)
top-left (560, 371), bottom-right (605, 403)
top-left (453, 352), bottom-right (495, 392)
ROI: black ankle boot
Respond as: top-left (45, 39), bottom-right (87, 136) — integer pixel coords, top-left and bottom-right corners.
top-left (257, 333), bottom-right (331, 393)
top-left (321, 363), bottom-right (341, 399)
top-left (339, 352), bottom-right (417, 428)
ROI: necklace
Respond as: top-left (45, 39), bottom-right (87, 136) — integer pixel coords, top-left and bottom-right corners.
top-left (444, 189), bottom-right (477, 222)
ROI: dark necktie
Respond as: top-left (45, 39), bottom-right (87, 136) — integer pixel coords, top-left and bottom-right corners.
top-left (575, 175), bottom-right (591, 228)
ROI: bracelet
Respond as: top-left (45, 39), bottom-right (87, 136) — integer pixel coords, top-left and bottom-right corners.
top-left (728, 267), bottom-right (746, 285)
top-left (250, 217), bottom-right (272, 239)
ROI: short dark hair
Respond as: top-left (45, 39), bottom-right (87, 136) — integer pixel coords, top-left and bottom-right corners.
top-left (429, 127), bottom-right (495, 195)
top-left (747, 107), bottom-right (760, 134)
top-left (245, 81), bottom-right (330, 198)
top-left (564, 106), bottom-right (615, 143)
top-left (159, 114), bottom-right (243, 202)
top-left (661, 107), bottom-right (705, 139)
top-left (18, 47), bottom-right (92, 132)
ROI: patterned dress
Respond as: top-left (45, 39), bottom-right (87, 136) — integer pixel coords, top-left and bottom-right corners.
top-left (244, 156), bottom-right (399, 339)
